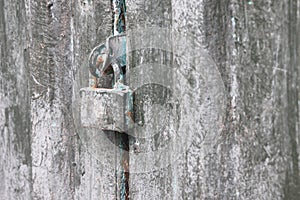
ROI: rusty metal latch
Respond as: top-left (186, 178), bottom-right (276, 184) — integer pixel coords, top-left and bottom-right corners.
top-left (80, 33), bottom-right (133, 133)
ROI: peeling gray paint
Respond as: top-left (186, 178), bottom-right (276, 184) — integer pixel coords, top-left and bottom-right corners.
top-left (0, 0), bottom-right (299, 200)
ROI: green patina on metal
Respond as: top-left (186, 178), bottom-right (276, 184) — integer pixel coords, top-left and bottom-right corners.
top-left (88, 35), bottom-right (126, 88)
top-left (112, 0), bottom-right (126, 35)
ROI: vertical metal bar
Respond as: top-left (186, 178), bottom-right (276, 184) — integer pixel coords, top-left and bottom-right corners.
top-left (112, 0), bottom-right (126, 35)
top-left (111, 0), bottom-right (129, 199)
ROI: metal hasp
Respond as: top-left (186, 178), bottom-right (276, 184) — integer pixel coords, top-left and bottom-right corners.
top-left (82, 34), bottom-right (133, 133)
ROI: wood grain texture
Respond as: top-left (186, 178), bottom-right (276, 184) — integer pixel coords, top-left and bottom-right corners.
top-left (0, 0), bottom-right (32, 199)
top-left (0, 0), bottom-right (299, 199)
